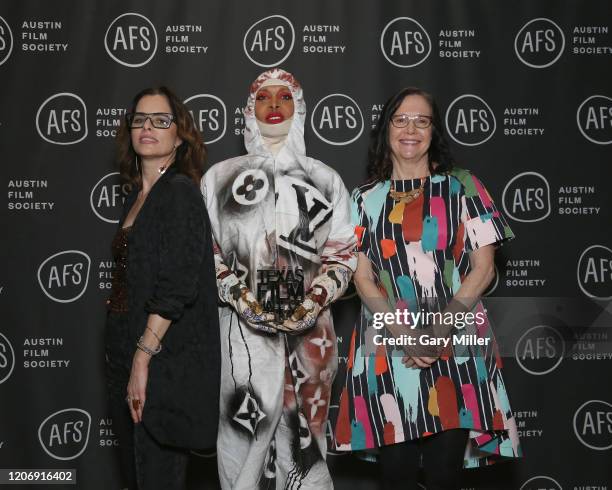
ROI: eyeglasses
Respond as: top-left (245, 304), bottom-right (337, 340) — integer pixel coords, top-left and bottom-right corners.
top-left (126, 112), bottom-right (175, 129)
top-left (390, 114), bottom-right (433, 129)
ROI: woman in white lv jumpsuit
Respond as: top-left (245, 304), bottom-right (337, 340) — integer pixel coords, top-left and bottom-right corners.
top-left (202, 68), bottom-right (357, 489)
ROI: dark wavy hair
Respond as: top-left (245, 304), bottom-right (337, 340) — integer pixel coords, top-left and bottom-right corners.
top-left (117, 86), bottom-right (206, 186)
top-left (367, 87), bottom-right (455, 182)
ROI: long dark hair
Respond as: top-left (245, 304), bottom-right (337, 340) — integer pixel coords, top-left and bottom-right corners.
top-left (367, 87), bottom-right (454, 182)
top-left (117, 86), bottom-right (206, 186)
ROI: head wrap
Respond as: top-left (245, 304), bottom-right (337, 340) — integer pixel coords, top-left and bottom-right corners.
top-left (243, 68), bottom-right (306, 158)
top-left (255, 77), bottom-right (294, 155)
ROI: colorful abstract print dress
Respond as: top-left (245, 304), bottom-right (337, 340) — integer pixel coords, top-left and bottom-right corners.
top-left (334, 168), bottom-right (522, 467)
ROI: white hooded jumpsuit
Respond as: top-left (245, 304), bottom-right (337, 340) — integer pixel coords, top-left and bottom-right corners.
top-left (201, 69), bottom-right (357, 489)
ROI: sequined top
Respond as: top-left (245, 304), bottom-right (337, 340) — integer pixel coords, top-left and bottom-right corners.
top-left (107, 226), bottom-right (131, 312)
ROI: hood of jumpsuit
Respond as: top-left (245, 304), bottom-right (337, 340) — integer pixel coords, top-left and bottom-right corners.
top-left (243, 68), bottom-right (306, 161)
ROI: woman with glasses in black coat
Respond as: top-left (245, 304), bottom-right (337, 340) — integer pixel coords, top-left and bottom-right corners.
top-left (105, 86), bottom-right (220, 490)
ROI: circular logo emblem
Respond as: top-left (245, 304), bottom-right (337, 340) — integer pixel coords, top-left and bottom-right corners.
top-left (576, 95), bottom-right (612, 145)
top-left (520, 475), bottom-right (562, 490)
top-left (514, 18), bottom-right (565, 68)
top-left (380, 17), bottom-right (431, 68)
top-left (577, 245), bottom-right (612, 300)
top-left (36, 93), bottom-right (88, 145)
top-left (502, 171), bottom-right (551, 223)
top-left (515, 325), bottom-right (564, 375)
top-left (0, 333), bottom-right (16, 385)
top-left (311, 94), bottom-right (364, 146)
top-left (90, 172), bottom-right (132, 224)
top-left (104, 12), bottom-right (158, 67)
top-left (184, 94), bottom-right (227, 144)
top-left (0, 16), bottom-right (14, 66)
top-left (38, 408), bottom-right (92, 460)
top-left (243, 15), bottom-right (295, 68)
top-left (37, 250), bottom-right (91, 303)
top-left (573, 400), bottom-right (612, 450)
top-left (445, 94), bottom-right (496, 146)
top-left (232, 169), bottom-right (269, 206)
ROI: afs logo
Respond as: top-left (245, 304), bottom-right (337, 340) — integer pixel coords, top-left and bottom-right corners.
top-left (243, 15), bottom-right (295, 68)
top-left (38, 408), bottom-right (91, 461)
top-left (380, 17), bottom-right (431, 68)
top-left (37, 251), bottom-right (91, 303)
top-left (577, 245), bottom-right (612, 300)
top-left (576, 95), bottom-right (612, 145)
top-left (0, 333), bottom-right (16, 385)
top-left (36, 93), bottom-right (88, 145)
top-left (0, 16), bottom-right (14, 66)
top-left (514, 18), bottom-right (565, 68)
top-left (90, 172), bottom-right (132, 224)
top-left (184, 94), bottom-right (227, 144)
top-left (445, 95), bottom-right (496, 146)
top-left (573, 400), bottom-right (612, 450)
top-left (104, 13), bottom-right (157, 68)
top-left (311, 94), bottom-right (364, 146)
top-left (520, 475), bottom-right (562, 490)
top-left (502, 171), bottom-right (550, 223)
top-left (515, 325), bottom-right (564, 375)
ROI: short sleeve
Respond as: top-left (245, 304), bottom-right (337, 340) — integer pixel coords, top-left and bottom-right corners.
top-left (457, 171), bottom-right (515, 252)
top-left (350, 187), bottom-right (371, 256)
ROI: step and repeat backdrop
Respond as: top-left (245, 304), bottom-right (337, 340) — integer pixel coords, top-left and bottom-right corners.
top-left (1, 0), bottom-right (611, 489)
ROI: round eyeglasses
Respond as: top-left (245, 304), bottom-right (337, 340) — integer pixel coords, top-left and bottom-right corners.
top-left (390, 114), bottom-right (433, 129)
top-left (126, 112), bottom-right (175, 129)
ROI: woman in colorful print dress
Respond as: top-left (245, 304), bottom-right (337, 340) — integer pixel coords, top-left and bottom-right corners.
top-left (334, 87), bottom-right (521, 489)
top-left (201, 68), bottom-right (356, 489)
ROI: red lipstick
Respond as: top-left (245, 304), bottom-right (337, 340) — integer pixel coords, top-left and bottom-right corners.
top-left (266, 112), bottom-right (284, 124)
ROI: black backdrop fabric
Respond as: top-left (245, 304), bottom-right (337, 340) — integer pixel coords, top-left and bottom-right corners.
top-left (1, 1), bottom-right (612, 489)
